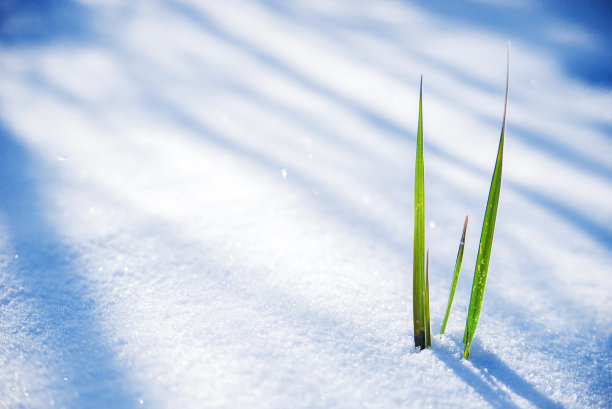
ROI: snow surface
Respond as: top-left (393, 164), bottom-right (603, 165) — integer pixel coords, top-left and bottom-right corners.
top-left (1, 0), bottom-right (611, 408)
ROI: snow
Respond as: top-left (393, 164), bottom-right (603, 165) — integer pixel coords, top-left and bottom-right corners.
top-left (1, 0), bottom-right (611, 408)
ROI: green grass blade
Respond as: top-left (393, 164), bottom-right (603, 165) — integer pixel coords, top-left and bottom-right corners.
top-left (413, 76), bottom-right (427, 350)
top-left (440, 215), bottom-right (468, 334)
top-left (463, 48), bottom-right (510, 358)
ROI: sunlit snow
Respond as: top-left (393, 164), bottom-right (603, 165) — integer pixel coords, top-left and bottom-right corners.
top-left (1, 1), bottom-right (611, 408)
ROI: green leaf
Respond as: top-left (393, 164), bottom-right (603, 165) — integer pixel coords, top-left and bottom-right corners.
top-left (440, 215), bottom-right (468, 335)
top-left (413, 76), bottom-right (428, 350)
top-left (463, 49), bottom-right (510, 358)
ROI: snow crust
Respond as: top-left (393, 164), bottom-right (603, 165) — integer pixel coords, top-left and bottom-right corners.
top-left (1, 0), bottom-right (611, 408)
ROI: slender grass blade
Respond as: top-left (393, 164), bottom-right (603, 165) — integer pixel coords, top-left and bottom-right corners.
top-left (413, 76), bottom-right (427, 350)
top-left (440, 215), bottom-right (468, 334)
top-left (463, 48), bottom-right (510, 358)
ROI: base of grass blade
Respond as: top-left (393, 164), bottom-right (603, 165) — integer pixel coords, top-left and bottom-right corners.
top-left (463, 326), bottom-right (471, 358)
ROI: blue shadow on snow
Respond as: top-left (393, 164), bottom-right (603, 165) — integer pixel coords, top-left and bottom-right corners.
top-left (0, 0), bottom-right (95, 46)
top-left (433, 343), bottom-right (565, 409)
top-left (0, 124), bottom-right (138, 408)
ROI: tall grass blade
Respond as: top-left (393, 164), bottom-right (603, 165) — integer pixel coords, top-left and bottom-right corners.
top-left (413, 76), bottom-right (428, 350)
top-left (440, 215), bottom-right (468, 334)
top-left (463, 47), bottom-right (510, 358)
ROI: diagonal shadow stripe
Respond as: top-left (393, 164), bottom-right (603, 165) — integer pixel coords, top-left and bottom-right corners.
top-left (0, 124), bottom-right (138, 408)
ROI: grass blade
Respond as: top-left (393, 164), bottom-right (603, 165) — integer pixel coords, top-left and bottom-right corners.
top-left (463, 47), bottom-right (510, 358)
top-left (440, 215), bottom-right (468, 334)
top-left (413, 76), bottom-right (428, 350)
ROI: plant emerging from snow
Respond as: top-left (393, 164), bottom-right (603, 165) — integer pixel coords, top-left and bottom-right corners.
top-left (413, 46), bottom-right (510, 358)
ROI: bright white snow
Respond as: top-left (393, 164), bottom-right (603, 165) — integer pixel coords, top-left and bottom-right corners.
top-left (1, 0), bottom-right (611, 408)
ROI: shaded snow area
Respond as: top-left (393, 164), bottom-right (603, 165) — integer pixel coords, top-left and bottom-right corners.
top-left (1, 0), bottom-right (611, 408)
